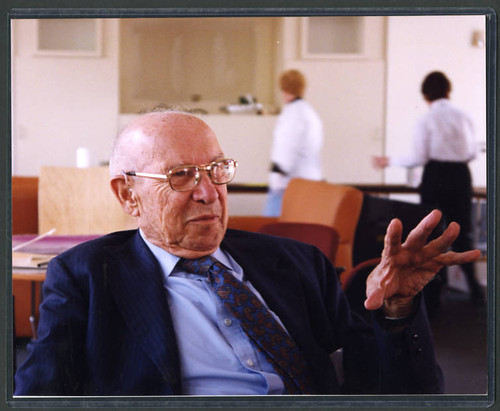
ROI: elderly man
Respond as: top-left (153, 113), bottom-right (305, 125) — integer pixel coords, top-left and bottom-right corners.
top-left (15, 111), bottom-right (480, 396)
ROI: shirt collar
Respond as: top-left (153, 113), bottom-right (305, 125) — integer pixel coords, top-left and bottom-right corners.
top-left (287, 96), bottom-right (302, 104)
top-left (430, 98), bottom-right (449, 107)
top-left (139, 229), bottom-right (240, 279)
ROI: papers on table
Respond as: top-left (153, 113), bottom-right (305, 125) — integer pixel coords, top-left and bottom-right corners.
top-left (12, 251), bottom-right (57, 269)
top-left (12, 231), bottom-right (102, 271)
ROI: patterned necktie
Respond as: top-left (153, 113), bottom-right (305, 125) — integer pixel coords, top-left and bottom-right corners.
top-left (177, 256), bottom-right (316, 394)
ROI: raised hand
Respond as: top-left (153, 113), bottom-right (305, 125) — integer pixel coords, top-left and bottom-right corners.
top-left (364, 209), bottom-right (481, 315)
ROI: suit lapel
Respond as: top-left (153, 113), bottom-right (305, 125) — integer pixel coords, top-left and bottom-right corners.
top-left (104, 232), bottom-right (181, 391)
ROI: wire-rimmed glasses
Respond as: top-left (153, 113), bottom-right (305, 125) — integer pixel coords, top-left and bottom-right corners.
top-left (123, 158), bottom-right (238, 192)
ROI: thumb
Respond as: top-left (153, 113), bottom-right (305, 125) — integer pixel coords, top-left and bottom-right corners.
top-left (364, 285), bottom-right (385, 311)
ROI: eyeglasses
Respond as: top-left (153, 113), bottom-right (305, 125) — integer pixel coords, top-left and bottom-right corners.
top-left (123, 158), bottom-right (238, 192)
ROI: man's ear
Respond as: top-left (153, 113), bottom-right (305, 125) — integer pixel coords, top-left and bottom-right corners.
top-left (110, 175), bottom-right (140, 217)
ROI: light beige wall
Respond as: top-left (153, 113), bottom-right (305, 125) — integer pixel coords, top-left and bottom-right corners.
top-left (11, 19), bottom-right (120, 176)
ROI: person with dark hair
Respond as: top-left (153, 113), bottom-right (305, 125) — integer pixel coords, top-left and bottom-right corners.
top-left (264, 69), bottom-right (323, 216)
top-left (373, 71), bottom-right (483, 305)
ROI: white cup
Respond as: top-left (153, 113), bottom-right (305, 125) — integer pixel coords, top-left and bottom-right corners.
top-left (76, 147), bottom-right (91, 168)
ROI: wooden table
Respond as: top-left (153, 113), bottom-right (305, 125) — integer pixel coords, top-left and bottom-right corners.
top-left (13, 269), bottom-right (46, 282)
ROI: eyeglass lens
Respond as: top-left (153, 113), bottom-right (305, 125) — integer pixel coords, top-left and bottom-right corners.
top-left (211, 159), bottom-right (236, 183)
top-left (169, 168), bottom-right (200, 191)
top-left (169, 159), bottom-right (236, 191)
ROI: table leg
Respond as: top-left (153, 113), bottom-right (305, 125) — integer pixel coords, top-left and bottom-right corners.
top-left (29, 281), bottom-right (37, 340)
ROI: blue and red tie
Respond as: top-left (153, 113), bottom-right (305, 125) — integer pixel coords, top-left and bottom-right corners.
top-left (177, 256), bottom-right (316, 394)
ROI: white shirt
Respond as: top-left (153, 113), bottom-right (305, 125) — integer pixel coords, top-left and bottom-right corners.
top-left (390, 98), bottom-right (477, 168)
top-left (269, 99), bottom-right (324, 191)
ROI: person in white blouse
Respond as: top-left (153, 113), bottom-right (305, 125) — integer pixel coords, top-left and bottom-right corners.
top-left (264, 69), bottom-right (324, 216)
top-left (373, 71), bottom-right (483, 305)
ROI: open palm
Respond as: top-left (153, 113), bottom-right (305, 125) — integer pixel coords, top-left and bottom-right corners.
top-left (364, 209), bottom-right (481, 314)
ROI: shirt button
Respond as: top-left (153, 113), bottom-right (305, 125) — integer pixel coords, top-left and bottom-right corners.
top-left (246, 359), bottom-right (254, 367)
top-left (224, 318), bottom-right (232, 326)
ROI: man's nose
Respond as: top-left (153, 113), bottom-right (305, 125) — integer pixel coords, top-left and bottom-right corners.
top-left (191, 172), bottom-right (219, 203)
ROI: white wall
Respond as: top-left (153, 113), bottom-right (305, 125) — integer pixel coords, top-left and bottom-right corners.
top-left (385, 15), bottom-right (487, 193)
top-left (11, 19), bottom-right (120, 176)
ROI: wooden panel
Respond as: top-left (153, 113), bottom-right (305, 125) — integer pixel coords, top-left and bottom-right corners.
top-left (12, 176), bottom-right (39, 235)
top-left (13, 280), bottom-right (42, 338)
top-left (39, 166), bottom-right (137, 235)
top-left (12, 177), bottom-right (41, 338)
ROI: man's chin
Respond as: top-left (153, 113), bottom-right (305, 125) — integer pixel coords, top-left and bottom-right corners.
top-left (170, 241), bottom-right (220, 259)
top-left (173, 229), bottom-right (225, 258)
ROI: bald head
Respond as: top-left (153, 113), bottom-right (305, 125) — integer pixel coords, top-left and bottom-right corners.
top-left (109, 111), bottom-right (217, 177)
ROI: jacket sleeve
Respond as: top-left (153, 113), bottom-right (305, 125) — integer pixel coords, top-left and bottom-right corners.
top-left (317, 250), bottom-right (444, 394)
top-left (14, 256), bottom-right (89, 395)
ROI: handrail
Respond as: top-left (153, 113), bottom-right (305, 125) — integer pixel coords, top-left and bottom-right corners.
top-left (227, 183), bottom-right (487, 199)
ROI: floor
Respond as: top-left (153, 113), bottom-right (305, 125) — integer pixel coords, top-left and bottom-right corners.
top-left (430, 287), bottom-right (488, 394)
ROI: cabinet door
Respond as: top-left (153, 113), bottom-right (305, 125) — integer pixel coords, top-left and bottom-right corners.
top-left (36, 19), bottom-right (102, 57)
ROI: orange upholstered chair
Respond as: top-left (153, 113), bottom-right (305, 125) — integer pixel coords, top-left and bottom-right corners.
top-left (278, 178), bottom-right (364, 278)
top-left (227, 215), bottom-right (278, 233)
top-left (228, 179), bottom-right (363, 277)
top-left (258, 222), bottom-right (340, 266)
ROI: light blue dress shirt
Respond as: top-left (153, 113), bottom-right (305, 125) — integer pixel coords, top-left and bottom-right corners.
top-left (139, 230), bottom-right (285, 395)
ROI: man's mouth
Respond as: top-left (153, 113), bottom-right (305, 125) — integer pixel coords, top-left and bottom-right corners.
top-left (188, 214), bottom-right (219, 223)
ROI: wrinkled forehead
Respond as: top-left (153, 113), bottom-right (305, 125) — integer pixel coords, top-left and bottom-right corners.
top-left (128, 112), bottom-right (222, 164)
top-left (135, 112), bottom-right (214, 140)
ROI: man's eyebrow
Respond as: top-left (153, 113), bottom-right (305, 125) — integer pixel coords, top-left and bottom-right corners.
top-left (164, 154), bottom-right (226, 170)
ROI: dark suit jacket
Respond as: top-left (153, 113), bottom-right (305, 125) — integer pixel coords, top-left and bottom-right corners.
top-left (14, 229), bottom-right (443, 395)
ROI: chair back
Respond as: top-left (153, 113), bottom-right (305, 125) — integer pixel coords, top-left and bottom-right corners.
top-left (279, 178), bottom-right (363, 273)
top-left (227, 215), bottom-right (278, 232)
top-left (341, 257), bottom-right (381, 291)
top-left (38, 166), bottom-right (137, 235)
top-left (258, 222), bottom-right (340, 266)
top-left (341, 257), bottom-right (381, 319)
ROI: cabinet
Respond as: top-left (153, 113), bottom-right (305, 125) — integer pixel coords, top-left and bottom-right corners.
top-left (300, 16), bottom-right (383, 59)
top-left (36, 19), bottom-right (102, 57)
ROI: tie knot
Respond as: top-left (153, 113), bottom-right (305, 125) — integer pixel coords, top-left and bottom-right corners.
top-left (177, 256), bottom-right (217, 276)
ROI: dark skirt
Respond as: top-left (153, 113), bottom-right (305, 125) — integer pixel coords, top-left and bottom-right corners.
top-left (420, 159), bottom-right (473, 246)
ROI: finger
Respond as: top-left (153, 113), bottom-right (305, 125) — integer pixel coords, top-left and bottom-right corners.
top-left (364, 285), bottom-right (385, 310)
top-left (435, 249), bottom-right (482, 266)
top-left (403, 209), bottom-right (442, 251)
top-left (416, 249), bottom-right (482, 274)
top-left (421, 221), bottom-right (460, 259)
top-left (381, 218), bottom-right (403, 259)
